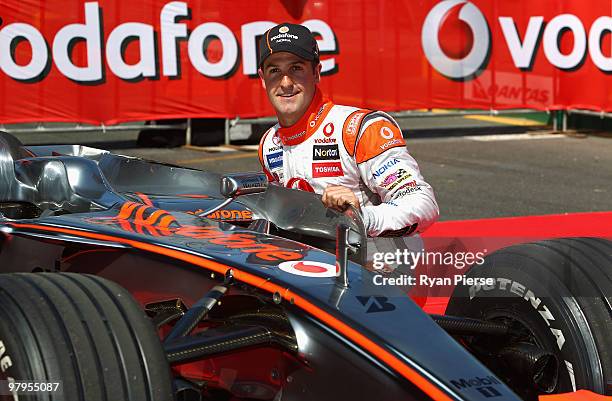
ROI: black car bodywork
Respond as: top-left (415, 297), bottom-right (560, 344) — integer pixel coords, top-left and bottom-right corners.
top-left (0, 133), bottom-right (609, 401)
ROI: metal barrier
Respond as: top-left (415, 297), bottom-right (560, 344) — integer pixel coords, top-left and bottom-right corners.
top-left (222, 108), bottom-right (548, 145)
top-left (0, 121), bottom-right (186, 134)
top-left (3, 108), bottom-right (608, 146)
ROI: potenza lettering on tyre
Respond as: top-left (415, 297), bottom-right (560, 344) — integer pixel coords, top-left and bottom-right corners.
top-left (0, 339), bottom-right (17, 401)
top-left (0, 340), bottom-right (13, 374)
top-left (469, 279), bottom-right (566, 351)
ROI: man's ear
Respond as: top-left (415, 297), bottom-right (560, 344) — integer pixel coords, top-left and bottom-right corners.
top-left (258, 68), bottom-right (266, 89)
top-left (315, 62), bottom-right (322, 84)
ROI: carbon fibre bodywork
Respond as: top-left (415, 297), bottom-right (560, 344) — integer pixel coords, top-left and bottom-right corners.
top-left (0, 137), bottom-right (522, 401)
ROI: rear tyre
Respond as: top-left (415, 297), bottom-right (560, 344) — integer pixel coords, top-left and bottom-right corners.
top-left (0, 273), bottom-right (172, 401)
top-left (446, 238), bottom-right (612, 398)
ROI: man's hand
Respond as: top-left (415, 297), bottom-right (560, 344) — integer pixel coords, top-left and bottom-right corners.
top-left (321, 185), bottom-right (360, 212)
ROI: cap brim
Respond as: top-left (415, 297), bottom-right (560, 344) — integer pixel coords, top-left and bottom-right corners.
top-left (259, 44), bottom-right (316, 68)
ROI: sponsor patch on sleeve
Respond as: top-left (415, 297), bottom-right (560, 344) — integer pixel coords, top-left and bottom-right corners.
top-left (266, 151), bottom-right (283, 169)
top-left (391, 182), bottom-right (423, 198)
top-left (380, 170), bottom-right (414, 192)
top-left (355, 120), bottom-right (406, 164)
top-left (342, 109), bottom-right (371, 156)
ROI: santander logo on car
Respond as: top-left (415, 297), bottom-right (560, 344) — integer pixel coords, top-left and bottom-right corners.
top-left (422, 0), bottom-right (612, 80)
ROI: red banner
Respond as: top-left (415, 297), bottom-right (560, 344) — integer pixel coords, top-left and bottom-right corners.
top-left (0, 0), bottom-right (610, 124)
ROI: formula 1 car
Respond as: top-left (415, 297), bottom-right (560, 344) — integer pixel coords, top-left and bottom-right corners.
top-left (0, 131), bottom-right (610, 401)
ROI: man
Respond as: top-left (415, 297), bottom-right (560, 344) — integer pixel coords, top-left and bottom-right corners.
top-left (257, 23), bottom-right (438, 252)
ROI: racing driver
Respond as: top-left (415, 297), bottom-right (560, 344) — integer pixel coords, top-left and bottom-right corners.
top-left (257, 23), bottom-right (439, 257)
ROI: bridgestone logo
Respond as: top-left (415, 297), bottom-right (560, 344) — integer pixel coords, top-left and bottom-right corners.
top-left (313, 145), bottom-right (339, 160)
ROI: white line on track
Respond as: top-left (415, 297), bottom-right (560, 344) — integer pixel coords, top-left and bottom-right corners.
top-left (463, 133), bottom-right (562, 142)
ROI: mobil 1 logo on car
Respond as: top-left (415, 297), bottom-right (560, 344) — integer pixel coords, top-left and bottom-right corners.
top-left (451, 376), bottom-right (504, 398)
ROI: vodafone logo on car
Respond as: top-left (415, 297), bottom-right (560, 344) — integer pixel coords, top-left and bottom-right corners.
top-left (422, 0), bottom-right (612, 79)
top-left (278, 261), bottom-right (337, 278)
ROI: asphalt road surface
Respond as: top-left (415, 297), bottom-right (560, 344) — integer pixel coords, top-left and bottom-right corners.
top-left (11, 123), bottom-right (612, 222)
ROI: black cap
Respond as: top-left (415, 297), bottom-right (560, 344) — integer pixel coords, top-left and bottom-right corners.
top-left (258, 23), bottom-right (319, 68)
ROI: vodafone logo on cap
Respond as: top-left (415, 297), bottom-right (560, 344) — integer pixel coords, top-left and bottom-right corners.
top-left (421, 0), bottom-right (490, 80)
top-left (278, 261), bottom-right (337, 278)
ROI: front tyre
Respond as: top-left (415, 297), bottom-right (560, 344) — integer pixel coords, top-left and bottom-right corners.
top-left (0, 273), bottom-right (173, 401)
top-left (446, 238), bottom-right (612, 399)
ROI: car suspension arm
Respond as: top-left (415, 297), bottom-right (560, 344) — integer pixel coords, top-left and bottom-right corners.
top-left (163, 270), bottom-right (233, 344)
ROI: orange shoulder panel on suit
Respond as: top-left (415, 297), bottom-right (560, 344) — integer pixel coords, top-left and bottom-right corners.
top-left (354, 120), bottom-right (406, 164)
top-left (342, 109), bottom-right (371, 156)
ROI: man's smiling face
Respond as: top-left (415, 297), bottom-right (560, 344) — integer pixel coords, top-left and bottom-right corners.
top-left (259, 52), bottom-right (321, 127)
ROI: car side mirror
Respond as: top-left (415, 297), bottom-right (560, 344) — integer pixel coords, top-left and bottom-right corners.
top-left (198, 172), bottom-right (268, 219)
top-left (220, 172), bottom-right (268, 198)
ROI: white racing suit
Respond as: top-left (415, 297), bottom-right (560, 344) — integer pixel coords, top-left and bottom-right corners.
top-left (258, 88), bottom-right (439, 268)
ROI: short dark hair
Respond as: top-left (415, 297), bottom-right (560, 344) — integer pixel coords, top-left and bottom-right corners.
top-left (311, 58), bottom-right (320, 73)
